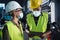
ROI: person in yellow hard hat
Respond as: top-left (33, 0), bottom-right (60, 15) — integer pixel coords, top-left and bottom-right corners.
top-left (25, 0), bottom-right (52, 40)
top-left (2, 1), bottom-right (24, 40)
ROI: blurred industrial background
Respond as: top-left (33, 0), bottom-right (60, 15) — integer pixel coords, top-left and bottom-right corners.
top-left (0, 0), bottom-right (60, 40)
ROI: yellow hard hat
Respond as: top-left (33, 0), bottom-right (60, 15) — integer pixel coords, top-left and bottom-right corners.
top-left (30, 0), bottom-right (42, 9)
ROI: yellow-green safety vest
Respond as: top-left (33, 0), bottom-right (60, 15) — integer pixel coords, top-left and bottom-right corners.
top-left (5, 21), bottom-right (24, 40)
top-left (26, 12), bottom-right (48, 38)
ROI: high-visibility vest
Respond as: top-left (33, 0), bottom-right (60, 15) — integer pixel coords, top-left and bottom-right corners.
top-left (26, 12), bottom-right (48, 38)
top-left (5, 21), bottom-right (24, 40)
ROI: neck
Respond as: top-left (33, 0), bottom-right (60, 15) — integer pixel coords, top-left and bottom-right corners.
top-left (12, 16), bottom-right (19, 24)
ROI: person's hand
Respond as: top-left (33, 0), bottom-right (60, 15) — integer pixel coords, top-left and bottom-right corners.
top-left (42, 31), bottom-right (51, 37)
top-left (25, 29), bottom-right (30, 33)
top-left (40, 33), bottom-right (48, 39)
top-left (42, 33), bottom-right (47, 37)
top-left (25, 30), bottom-right (34, 37)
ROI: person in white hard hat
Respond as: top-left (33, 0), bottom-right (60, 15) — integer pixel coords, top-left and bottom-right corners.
top-left (2, 1), bottom-right (24, 40)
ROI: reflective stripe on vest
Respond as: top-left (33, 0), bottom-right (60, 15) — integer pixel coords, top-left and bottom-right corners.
top-left (5, 21), bottom-right (24, 40)
top-left (27, 12), bottom-right (48, 33)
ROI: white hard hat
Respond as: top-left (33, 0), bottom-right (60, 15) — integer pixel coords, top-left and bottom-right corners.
top-left (6, 1), bottom-right (22, 13)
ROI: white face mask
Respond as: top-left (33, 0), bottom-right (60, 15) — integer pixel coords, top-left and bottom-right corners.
top-left (33, 11), bottom-right (41, 17)
top-left (18, 12), bottom-right (23, 19)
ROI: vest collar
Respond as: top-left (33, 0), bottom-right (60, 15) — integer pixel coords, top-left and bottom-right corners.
top-left (11, 20), bottom-right (20, 27)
